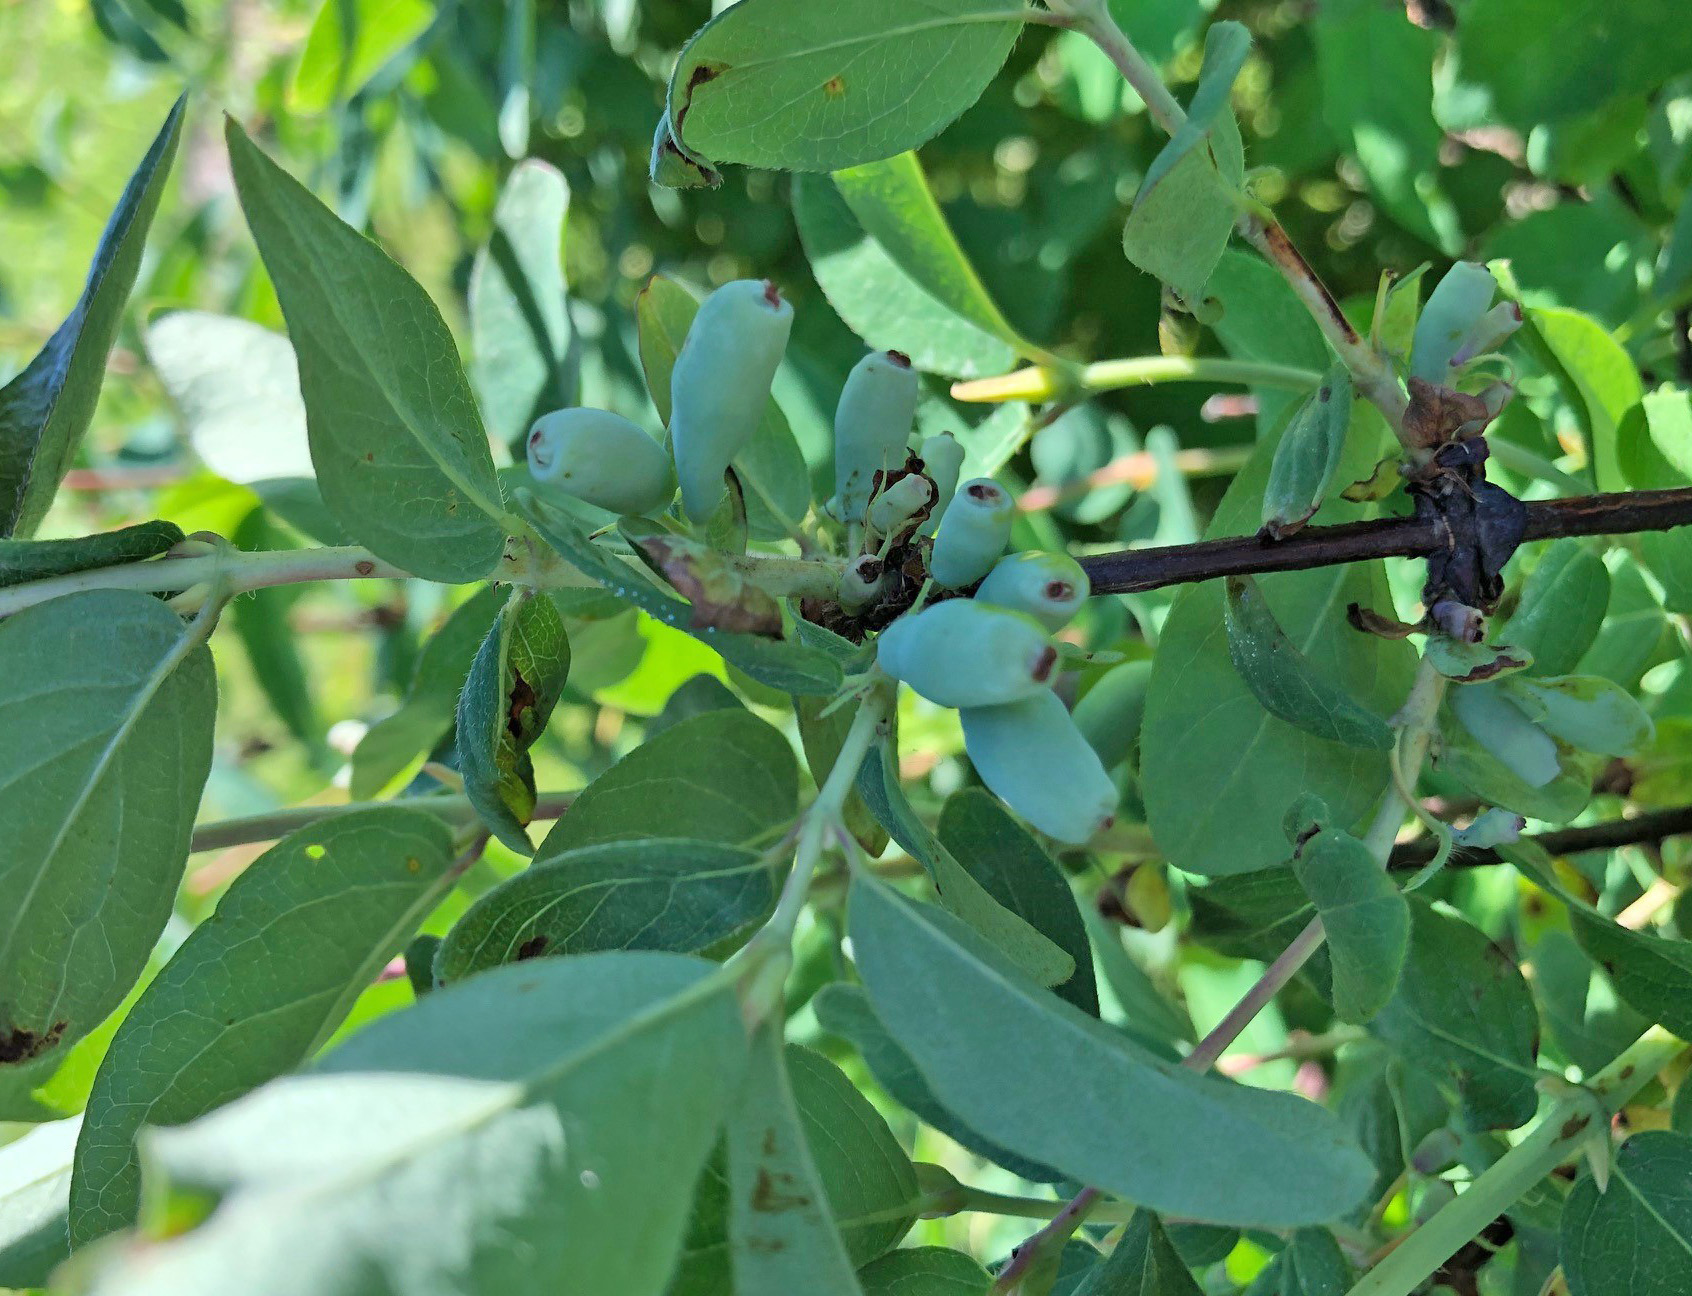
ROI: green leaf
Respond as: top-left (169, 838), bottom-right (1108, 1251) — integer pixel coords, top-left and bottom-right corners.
top-left (857, 1247), bottom-right (989, 1295)
top-left (831, 153), bottom-right (1032, 356)
top-left (1372, 899), bottom-right (1540, 1130)
top-left (82, 954), bottom-right (746, 1296)
top-left (797, 692), bottom-right (888, 857)
top-left (812, 982), bottom-right (1060, 1183)
top-left (1510, 843), bottom-right (1692, 1043)
top-left (670, 1042), bottom-right (917, 1294)
top-left (0, 96), bottom-right (184, 538)
top-left (1530, 929), bottom-right (1649, 1075)
top-left (1617, 389), bottom-right (1692, 490)
top-left (520, 499), bottom-right (843, 695)
top-left (226, 119), bottom-right (508, 582)
top-left (350, 586), bottom-right (503, 797)
top-left (0, 1117), bottom-right (77, 1289)
top-left (1503, 541), bottom-right (1611, 677)
top-left (1523, 306), bottom-right (1641, 493)
top-left (726, 1026), bottom-right (865, 1294)
top-left (1208, 250), bottom-right (1332, 434)
top-left (1260, 365), bottom-right (1353, 538)
top-left (434, 839), bottom-right (774, 983)
top-left (1075, 1211), bottom-right (1202, 1296)
top-left (0, 520), bottom-right (182, 588)
top-left (68, 808), bottom-right (458, 1244)
top-left (1452, 0), bottom-right (1692, 129)
top-left (1291, 830), bottom-right (1409, 1024)
top-left (1223, 573), bottom-right (1393, 751)
top-left (456, 591), bottom-right (571, 853)
top-left (470, 160), bottom-right (573, 450)
top-left (1641, 527), bottom-right (1692, 614)
top-left (856, 736), bottom-right (1074, 987)
top-left (0, 590), bottom-right (215, 1067)
top-left (938, 788), bottom-right (1097, 1014)
top-left (1141, 408), bottom-right (1414, 877)
top-left (1246, 1228), bottom-right (1353, 1296)
top-left (663, 0), bottom-right (1026, 175)
top-left (288, 0), bottom-right (436, 114)
top-left (146, 311), bottom-right (344, 545)
top-left (1504, 674), bottom-right (1654, 757)
top-left (1576, 553), bottom-right (1669, 694)
top-left (540, 710), bottom-right (797, 855)
top-left (1123, 25), bottom-right (1248, 306)
top-left (1561, 1131), bottom-right (1692, 1296)
top-left (794, 174), bottom-right (1018, 379)
top-left (849, 875), bottom-right (1375, 1227)
top-left (1187, 868), bottom-right (1314, 964)
top-left (1313, 0), bottom-right (1459, 253)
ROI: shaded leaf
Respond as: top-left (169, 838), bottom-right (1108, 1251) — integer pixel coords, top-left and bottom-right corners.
top-left (435, 839), bottom-right (774, 982)
top-left (938, 788), bottom-right (1097, 1014)
top-left (539, 709), bottom-right (797, 855)
top-left (289, 0), bottom-right (436, 113)
top-left (0, 1117), bottom-right (78, 1289)
top-left (857, 1247), bottom-right (989, 1295)
top-left (0, 97), bottom-right (184, 538)
top-left (68, 809), bottom-right (457, 1244)
top-left (849, 875), bottom-right (1375, 1227)
top-left (0, 590), bottom-right (215, 1066)
top-left (1291, 830), bottom-right (1409, 1023)
top-left (1076, 1211), bottom-right (1202, 1296)
top-left (1372, 899), bottom-right (1540, 1130)
top-left (1502, 541), bottom-right (1611, 678)
top-left (0, 520), bottom-right (182, 588)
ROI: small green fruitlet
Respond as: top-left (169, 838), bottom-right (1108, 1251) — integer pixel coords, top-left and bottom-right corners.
top-left (877, 600), bottom-right (1057, 708)
top-left (959, 689), bottom-right (1118, 844)
top-left (526, 408), bottom-right (675, 516)
top-left (1450, 682), bottom-right (1560, 787)
top-left (670, 278), bottom-right (793, 521)
top-left (916, 431), bottom-right (964, 536)
top-left (865, 473), bottom-right (935, 534)
top-left (1410, 261), bottom-right (1497, 383)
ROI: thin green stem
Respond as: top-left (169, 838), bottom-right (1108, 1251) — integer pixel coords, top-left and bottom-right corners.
top-left (1346, 1029), bottom-right (1686, 1296)
top-left (190, 792), bottom-right (575, 853)
top-left (952, 355), bottom-right (1320, 405)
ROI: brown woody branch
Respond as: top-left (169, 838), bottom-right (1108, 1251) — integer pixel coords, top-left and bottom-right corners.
top-left (1076, 487), bottom-right (1692, 596)
top-left (1389, 804), bottom-right (1692, 871)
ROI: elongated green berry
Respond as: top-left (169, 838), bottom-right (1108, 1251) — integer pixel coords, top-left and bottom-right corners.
top-left (1261, 364), bottom-right (1352, 539)
top-left (865, 473), bottom-right (935, 534)
top-left (959, 689), bottom-right (1117, 844)
top-left (877, 601), bottom-right (1056, 708)
top-left (1451, 808), bottom-right (1525, 849)
top-left (1410, 261), bottom-right (1496, 382)
top-left (526, 408), bottom-right (675, 516)
top-left (1072, 659), bottom-right (1152, 770)
top-left (670, 279), bottom-right (793, 521)
top-left (917, 431), bottom-right (964, 536)
top-left (974, 550), bottom-right (1091, 631)
top-left (1450, 682), bottom-right (1559, 787)
top-left (929, 478), bottom-right (1014, 588)
top-left (833, 349), bottom-right (919, 524)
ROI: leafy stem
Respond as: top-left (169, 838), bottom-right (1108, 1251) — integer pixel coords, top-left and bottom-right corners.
top-left (1062, 3), bottom-right (1413, 443)
top-left (1344, 1028), bottom-right (1686, 1296)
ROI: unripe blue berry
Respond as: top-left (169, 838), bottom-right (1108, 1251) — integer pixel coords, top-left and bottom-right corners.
top-left (973, 550), bottom-right (1090, 631)
top-left (960, 689), bottom-right (1118, 844)
top-left (928, 478), bottom-right (1014, 588)
top-left (526, 408), bottom-right (675, 516)
top-left (877, 600), bottom-right (1056, 708)
top-left (670, 279), bottom-right (793, 522)
top-left (833, 350), bottom-right (919, 525)
top-left (917, 432), bottom-right (964, 536)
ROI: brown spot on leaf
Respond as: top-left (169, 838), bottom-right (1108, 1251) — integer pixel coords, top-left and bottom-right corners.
top-left (508, 670), bottom-right (538, 741)
top-left (0, 1021), bottom-right (65, 1064)
top-left (355, 560), bottom-right (375, 576)
top-left (751, 1166), bottom-right (811, 1213)
top-left (515, 935), bottom-right (550, 961)
top-left (823, 75), bottom-right (845, 98)
top-left (1559, 1114), bottom-right (1592, 1140)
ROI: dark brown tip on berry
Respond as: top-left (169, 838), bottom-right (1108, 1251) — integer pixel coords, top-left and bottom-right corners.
top-left (887, 350), bottom-right (911, 368)
top-left (966, 482), bottom-right (999, 501)
top-left (1044, 581), bottom-right (1074, 601)
top-left (761, 279), bottom-right (783, 308)
top-left (1032, 645), bottom-right (1058, 683)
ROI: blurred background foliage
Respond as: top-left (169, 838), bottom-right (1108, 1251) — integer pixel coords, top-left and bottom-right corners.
top-left (3, 0), bottom-right (1692, 1266)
